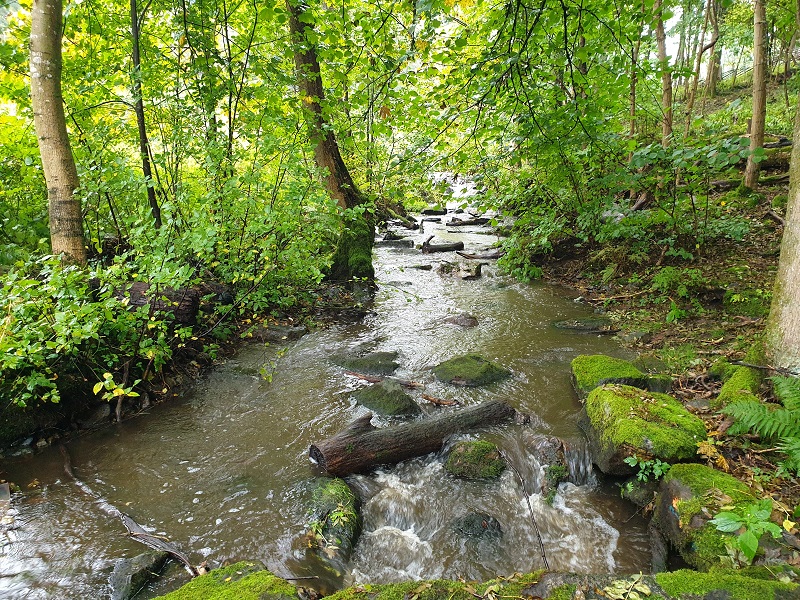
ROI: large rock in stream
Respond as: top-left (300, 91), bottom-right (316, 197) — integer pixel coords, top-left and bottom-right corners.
top-left (334, 351), bottom-right (400, 376)
top-left (571, 354), bottom-right (672, 400)
top-left (433, 354), bottom-right (511, 386)
top-left (444, 440), bottom-right (506, 479)
top-left (352, 381), bottom-right (421, 416)
top-left (110, 551), bottom-right (169, 600)
top-left (579, 384), bottom-right (706, 475)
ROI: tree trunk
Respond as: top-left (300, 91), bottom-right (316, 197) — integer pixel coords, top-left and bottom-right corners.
top-left (744, 0), bottom-right (768, 189)
top-left (766, 49), bottom-right (800, 374)
top-left (286, 0), bottom-right (374, 282)
top-left (130, 0), bottom-right (162, 228)
top-left (310, 400), bottom-right (521, 476)
top-left (30, 0), bottom-right (87, 265)
top-left (684, 0), bottom-right (713, 136)
top-left (654, 0), bottom-right (673, 145)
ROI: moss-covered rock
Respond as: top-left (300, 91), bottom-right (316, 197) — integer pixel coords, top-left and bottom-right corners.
top-left (433, 354), bottom-right (511, 386)
top-left (581, 384), bottom-right (706, 475)
top-left (445, 440), bottom-right (506, 479)
top-left (352, 381), bottom-right (420, 416)
top-left (656, 568), bottom-right (799, 599)
top-left (305, 478), bottom-right (362, 565)
top-left (153, 561), bottom-right (297, 599)
top-left (570, 355), bottom-right (650, 400)
top-left (325, 573), bottom-right (543, 600)
top-left (653, 463), bottom-right (757, 571)
top-left (714, 344), bottom-right (765, 409)
top-left (328, 212), bottom-right (375, 282)
top-left (334, 351), bottom-right (400, 376)
top-left (552, 317), bottom-right (616, 334)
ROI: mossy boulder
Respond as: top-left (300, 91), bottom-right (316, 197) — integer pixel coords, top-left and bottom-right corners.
top-left (570, 355), bottom-right (651, 400)
top-left (352, 381), bottom-right (420, 416)
top-left (656, 567), bottom-right (799, 600)
top-left (713, 343), bottom-right (766, 409)
top-left (580, 384), bottom-right (706, 475)
top-left (334, 351), bottom-right (400, 376)
top-left (325, 573), bottom-right (543, 600)
top-left (305, 478), bottom-right (362, 566)
top-left (522, 433), bottom-right (574, 502)
top-left (433, 354), bottom-right (511, 386)
top-left (153, 561), bottom-right (297, 599)
top-left (445, 440), bottom-right (506, 479)
top-left (653, 463), bottom-right (758, 571)
top-left (328, 212), bottom-right (375, 282)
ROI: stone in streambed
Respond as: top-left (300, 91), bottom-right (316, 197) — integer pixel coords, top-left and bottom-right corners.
top-left (451, 512), bottom-right (503, 539)
top-left (110, 551), bottom-right (169, 600)
top-left (570, 354), bottom-right (651, 400)
top-left (443, 313), bottom-right (479, 328)
top-left (445, 440), bottom-right (506, 479)
top-left (433, 354), bottom-right (511, 386)
top-left (352, 381), bottom-right (420, 416)
top-left (334, 351), bottom-right (400, 376)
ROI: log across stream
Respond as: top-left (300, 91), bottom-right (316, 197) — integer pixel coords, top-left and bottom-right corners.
top-left (0, 214), bottom-right (650, 598)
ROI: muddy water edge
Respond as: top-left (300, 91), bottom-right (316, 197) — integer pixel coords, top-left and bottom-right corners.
top-left (0, 217), bottom-right (650, 598)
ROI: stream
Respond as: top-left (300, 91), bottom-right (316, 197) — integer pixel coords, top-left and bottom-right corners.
top-left (0, 215), bottom-right (650, 598)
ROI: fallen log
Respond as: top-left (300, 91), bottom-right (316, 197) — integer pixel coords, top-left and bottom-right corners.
top-left (421, 235), bottom-right (465, 254)
top-left (309, 400), bottom-right (521, 476)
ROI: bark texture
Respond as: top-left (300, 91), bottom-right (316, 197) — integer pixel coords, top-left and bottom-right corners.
top-left (30, 0), bottom-right (87, 265)
top-left (310, 400), bottom-right (520, 476)
top-left (766, 95), bottom-right (800, 373)
top-left (654, 0), bottom-right (672, 145)
top-left (286, 0), bottom-right (374, 281)
top-left (744, 0), bottom-right (767, 189)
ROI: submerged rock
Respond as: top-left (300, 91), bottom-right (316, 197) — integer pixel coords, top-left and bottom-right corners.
top-left (552, 317), bottom-right (616, 334)
top-left (352, 381), bottom-right (420, 416)
top-left (451, 512), bottom-right (503, 538)
top-left (421, 207), bottom-right (447, 215)
top-left (433, 354), bottom-right (511, 386)
top-left (334, 351), bottom-right (400, 376)
top-left (250, 324), bottom-right (308, 343)
top-left (443, 313), bottom-right (479, 328)
top-left (110, 551), bottom-right (169, 600)
top-left (445, 440), bottom-right (506, 479)
top-left (580, 384), bottom-right (706, 475)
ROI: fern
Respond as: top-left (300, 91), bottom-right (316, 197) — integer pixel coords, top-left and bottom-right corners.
top-left (723, 376), bottom-right (800, 475)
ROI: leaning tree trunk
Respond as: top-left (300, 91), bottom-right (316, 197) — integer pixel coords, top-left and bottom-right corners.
top-left (654, 0), bottom-right (673, 145)
top-left (766, 27), bottom-right (800, 374)
top-left (310, 400), bottom-right (520, 476)
top-left (744, 0), bottom-right (768, 189)
top-left (30, 0), bottom-right (87, 265)
top-left (286, 0), bottom-right (374, 282)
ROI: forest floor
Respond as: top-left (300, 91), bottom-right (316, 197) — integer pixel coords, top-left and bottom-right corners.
top-left (534, 179), bottom-right (800, 513)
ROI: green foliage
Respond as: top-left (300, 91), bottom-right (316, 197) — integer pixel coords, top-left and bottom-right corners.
top-left (724, 376), bottom-right (800, 475)
top-left (623, 456), bottom-right (671, 483)
top-left (709, 499), bottom-right (783, 564)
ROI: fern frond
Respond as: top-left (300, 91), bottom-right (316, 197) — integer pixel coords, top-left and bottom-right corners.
top-left (777, 436), bottom-right (800, 476)
top-left (771, 376), bottom-right (800, 411)
top-left (724, 400), bottom-right (800, 440)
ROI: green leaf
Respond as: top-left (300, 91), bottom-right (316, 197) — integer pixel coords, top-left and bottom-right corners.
top-left (710, 513), bottom-right (744, 532)
top-left (738, 529), bottom-right (759, 562)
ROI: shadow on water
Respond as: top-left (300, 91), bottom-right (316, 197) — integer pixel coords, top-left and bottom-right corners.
top-left (0, 218), bottom-right (650, 598)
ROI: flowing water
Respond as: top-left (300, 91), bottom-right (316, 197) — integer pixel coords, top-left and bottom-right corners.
top-left (0, 217), bottom-right (651, 598)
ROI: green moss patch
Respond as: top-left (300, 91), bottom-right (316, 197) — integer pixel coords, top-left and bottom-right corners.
top-left (656, 568), bottom-right (798, 600)
top-left (445, 440), bottom-right (506, 479)
top-left (335, 351), bottom-right (399, 376)
top-left (433, 354), bottom-right (511, 386)
top-left (571, 354), bottom-right (650, 400)
top-left (656, 464), bottom-right (758, 571)
top-left (585, 385), bottom-right (706, 469)
top-left (352, 381), bottom-right (420, 416)
top-left (325, 573), bottom-right (543, 600)
top-left (154, 562), bottom-right (297, 599)
top-left (328, 212), bottom-right (375, 282)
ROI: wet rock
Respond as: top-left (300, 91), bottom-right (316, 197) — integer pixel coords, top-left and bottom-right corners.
top-left (648, 521), bottom-right (670, 574)
top-left (251, 324), bottom-right (309, 343)
top-left (304, 478), bottom-right (362, 568)
top-left (421, 217), bottom-right (442, 222)
top-left (523, 434), bottom-right (573, 501)
top-left (451, 512), bottom-right (503, 538)
top-left (579, 384), bottom-right (706, 476)
top-left (570, 354), bottom-right (651, 400)
top-left (421, 207), bottom-right (447, 215)
top-left (109, 551), bottom-right (169, 600)
top-left (617, 330), bottom-right (652, 344)
top-left (374, 239), bottom-right (414, 248)
top-left (443, 313), bottom-right (479, 328)
top-left (620, 477), bottom-right (659, 508)
top-left (78, 402), bottom-right (111, 427)
top-left (409, 264), bottom-right (433, 270)
top-left (433, 354), bottom-right (511, 386)
top-left (553, 317), bottom-right (617, 334)
top-left (351, 381), bottom-right (421, 416)
top-left (334, 351), bottom-right (400, 376)
top-left (445, 440), bottom-right (506, 479)
top-left (437, 261), bottom-right (483, 280)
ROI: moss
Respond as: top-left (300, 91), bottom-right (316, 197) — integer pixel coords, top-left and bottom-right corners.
top-left (548, 584), bottom-right (577, 600)
top-left (335, 351), bottom-right (399, 376)
top-left (154, 562), bottom-right (297, 599)
top-left (329, 212), bottom-right (375, 282)
top-left (656, 569), bottom-right (798, 600)
top-left (570, 354), bottom-right (650, 400)
top-left (585, 385), bottom-right (706, 462)
top-left (724, 289), bottom-right (771, 318)
top-left (352, 381), bottom-right (420, 416)
top-left (307, 478), bottom-right (362, 559)
top-left (714, 343), bottom-right (765, 408)
top-left (709, 358), bottom-right (736, 381)
top-left (662, 464), bottom-right (758, 571)
top-left (445, 440), bottom-right (506, 479)
top-left (325, 572), bottom-right (543, 600)
top-left (433, 354), bottom-right (511, 386)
